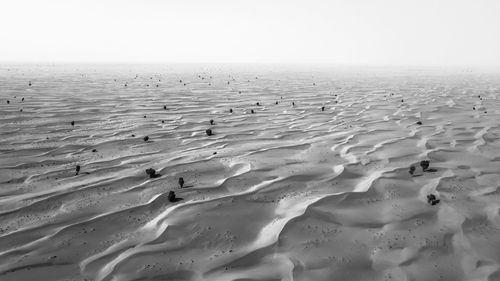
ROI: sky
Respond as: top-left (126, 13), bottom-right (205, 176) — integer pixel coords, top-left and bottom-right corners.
top-left (1, 0), bottom-right (499, 66)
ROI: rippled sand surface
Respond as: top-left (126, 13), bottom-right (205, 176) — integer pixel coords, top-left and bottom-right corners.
top-left (1, 64), bottom-right (500, 281)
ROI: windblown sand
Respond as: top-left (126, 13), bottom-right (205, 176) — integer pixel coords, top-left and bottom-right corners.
top-left (1, 65), bottom-right (500, 281)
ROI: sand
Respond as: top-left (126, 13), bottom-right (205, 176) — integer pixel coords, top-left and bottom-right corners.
top-left (1, 64), bottom-right (500, 281)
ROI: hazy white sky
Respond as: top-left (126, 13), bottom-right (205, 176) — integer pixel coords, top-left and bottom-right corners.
top-left (1, 0), bottom-right (499, 65)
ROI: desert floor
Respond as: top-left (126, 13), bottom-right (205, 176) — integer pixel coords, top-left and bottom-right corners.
top-left (1, 64), bottom-right (500, 281)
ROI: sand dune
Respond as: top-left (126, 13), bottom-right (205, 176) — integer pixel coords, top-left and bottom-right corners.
top-left (1, 64), bottom-right (500, 280)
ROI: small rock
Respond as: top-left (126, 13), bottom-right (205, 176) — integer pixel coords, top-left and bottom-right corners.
top-left (143, 136), bottom-right (149, 142)
top-left (427, 194), bottom-right (440, 205)
top-left (145, 168), bottom-right (157, 178)
top-left (178, 177), bottom-right (184, 188)
top-left (75, 165), bottom-right (81, 176)
top-left (420, 160), bottom-right (430, 171)
top-left (427, 194), bottom-right (436, 202)
top-left (409, 166), bottom-right (415, 175)
top-left (168, 191), bottom-right (177, 202)
top-left (206, 129), bottom-right (213, 136)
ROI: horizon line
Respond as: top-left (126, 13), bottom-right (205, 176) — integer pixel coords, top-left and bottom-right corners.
top-left (1, 61), bottom-right (499, 69)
